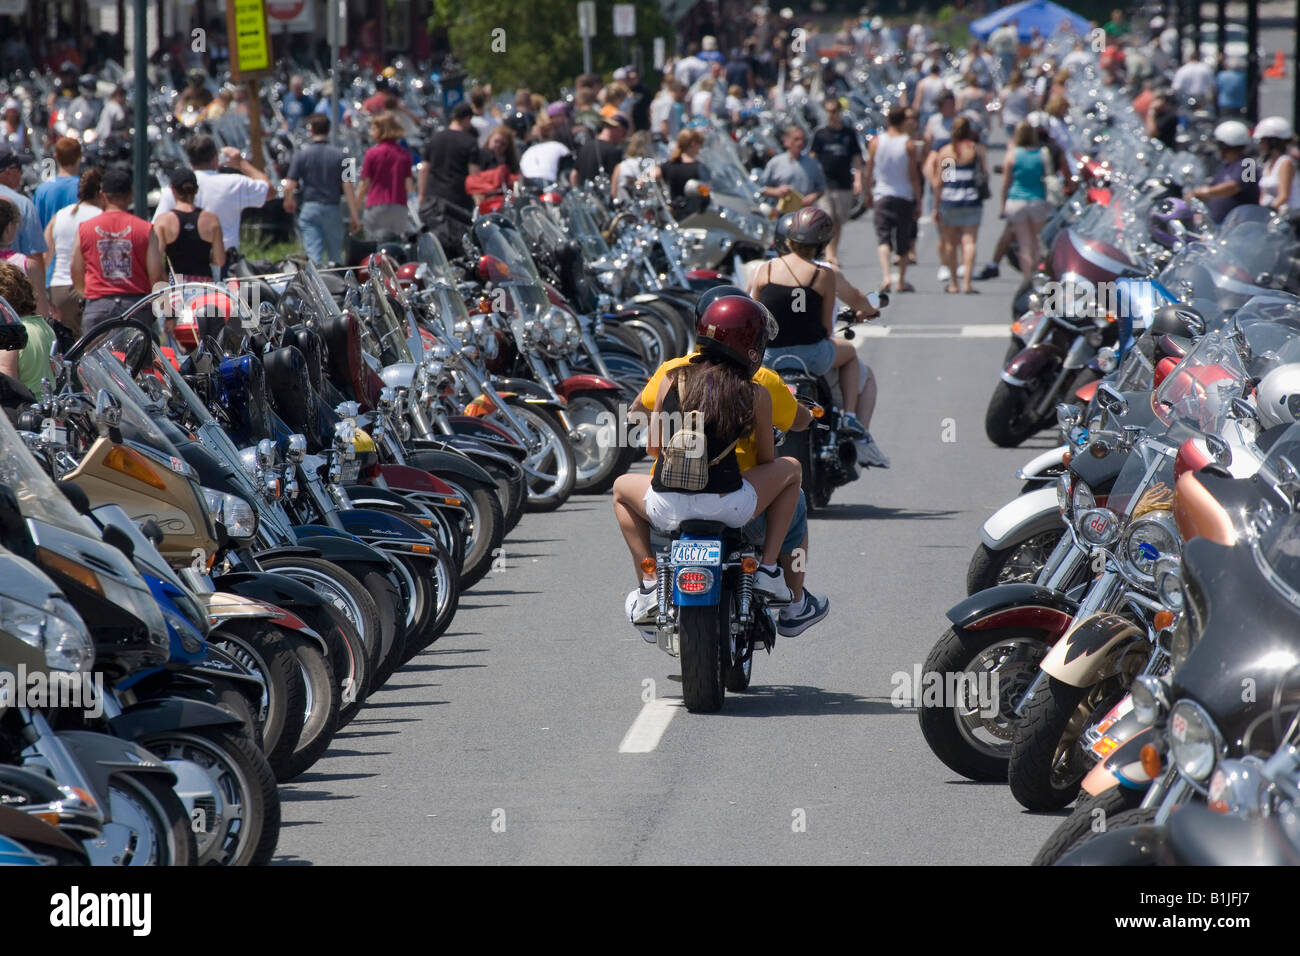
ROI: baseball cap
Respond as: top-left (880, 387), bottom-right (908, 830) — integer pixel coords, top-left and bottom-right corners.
top-left (612, 67), bottom-right (628, 81)
top-left (102, 166), bottom-right (134, 195)
top-left (602, 113), bottom-right (630, 130)
top-left (0, 145), bottom-right (20, 171)
top-left (450, 101), bottom-right (474, 122)
top-left (170, 167), bottom-right (198, 192)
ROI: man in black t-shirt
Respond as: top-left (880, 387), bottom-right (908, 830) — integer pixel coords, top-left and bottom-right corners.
top-left (575, 114), bottom-right (628, 184)
top-left (1145, 94), bottom-right (1179, 150)
top-left (418, 102), bottom-right (482, 214)
top-left (810, 97), bottom-right (863, 265)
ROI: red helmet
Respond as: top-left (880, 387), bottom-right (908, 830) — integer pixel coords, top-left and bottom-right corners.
top-left (786, 206), bottom-right (833, 247)
top-left (696, 295), bottom-right (775, 374)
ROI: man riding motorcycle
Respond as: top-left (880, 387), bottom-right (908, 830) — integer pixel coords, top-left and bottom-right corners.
top-left (624, 287), bottom-right (831, 637)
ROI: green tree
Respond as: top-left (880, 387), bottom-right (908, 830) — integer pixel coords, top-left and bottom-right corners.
top-left (431, 0), bottom-right (669, 93)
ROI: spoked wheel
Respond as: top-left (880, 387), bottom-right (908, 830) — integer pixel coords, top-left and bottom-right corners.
top-left (508, 402), bottom-right (576, 511)
top-left (567, 390), bottom-right (628, 494)
top-left (966, 530), bottom-right (1065, 595)
top-left (917, 626), bottom-right (1052, 781)
top-left (82, 774), bottom-right (196, 866)
top-left (139, 728), bottom-right (279, 866)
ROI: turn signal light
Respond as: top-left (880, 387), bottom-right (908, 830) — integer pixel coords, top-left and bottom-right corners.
top-left (33, 811), bottom-right (60, 826)
top-left (811, 405), bottom-right (825, 419)
top-left (1062, 451), bottom-right (1072, 465)
top-left (1140, 743), bottom-right (1163, 778)
top-left (1153, 610), bottom-right (1175, 631)
top-left (105, 445), bottom-right (167, 490)
top-left (37, 548), bottom-right (104, 595)
top-left (411, 543), bottom-right (432, 554)
top-left (741, 556), bottom-right (758, 574)
top-left (640, 557), bottom-right (657, 576)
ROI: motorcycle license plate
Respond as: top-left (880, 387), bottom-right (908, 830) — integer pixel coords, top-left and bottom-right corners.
top-left (671, 540), bottom-right (722, 566)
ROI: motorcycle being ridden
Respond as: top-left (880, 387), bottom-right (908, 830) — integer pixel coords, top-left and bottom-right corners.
top-left (610, 294), bottom-right (808, 711)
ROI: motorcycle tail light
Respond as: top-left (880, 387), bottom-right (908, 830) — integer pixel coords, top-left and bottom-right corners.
top-left (678, 570), bottom-right (710, 593)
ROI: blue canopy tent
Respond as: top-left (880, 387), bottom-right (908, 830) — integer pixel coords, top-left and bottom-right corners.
top-left (969, 0), bottom-right (1093, 43)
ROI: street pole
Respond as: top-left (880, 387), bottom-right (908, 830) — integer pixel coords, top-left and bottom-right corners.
top-left (328, 0), bottom-right (340, 146)
top-left (583, 37), bottom-right (592, 75)
top-left (1295, 0), bottom-right (1300, 134)
top-left (1190, 0), bottom-right (1202, 63)
top-left (1215, 0), bottom-right (1226, 66)
top-left (1245, 0), bottom-right (1260, 123)
top-left (132, 0), bottom-right (148, 218)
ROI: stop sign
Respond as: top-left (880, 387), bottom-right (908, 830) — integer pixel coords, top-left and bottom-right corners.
top-left (267, 0), bottom-right (305, 20)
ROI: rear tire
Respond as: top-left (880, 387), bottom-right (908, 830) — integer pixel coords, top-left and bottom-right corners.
top-left (277, 634), bottom-right (340, 782)
top-left (679, 602), bottom-right (727, 713)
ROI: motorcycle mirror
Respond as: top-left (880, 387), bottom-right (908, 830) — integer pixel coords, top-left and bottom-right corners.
top-left (1095, 382), bottom-right (1128, 416)
top-left (56, 480), bottom-right (91, 516)
top-left (286, 434), bottom-right (307, 464)
top-left (1056, 403), bottom-right (1083, 430)
top-left (1276, 455), bottom-right (1299, 487)
top-left (138, 519), bottom-right (164, 547)
top-left (866, 291), bottom-right (888, 309)
top-left (93, 388), bottom-right (122, 435)
top-left (255, 438), bottom-right (277, 470)
top-left (1204, 433), bottom-right (1232, 468)
top-left (100, 523), bottom-right (135, 561)
top-left (1230, 397), bottom-right (1259, 422)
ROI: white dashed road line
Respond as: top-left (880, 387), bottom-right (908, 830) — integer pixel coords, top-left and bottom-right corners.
top-left (854, 324), bottom-right (1009, 338)
top-left (618, 698), bottom-right (684, 753)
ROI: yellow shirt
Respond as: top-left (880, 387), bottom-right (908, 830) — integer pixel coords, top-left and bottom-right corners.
top-left (639, 356), bottom-right (797, 472)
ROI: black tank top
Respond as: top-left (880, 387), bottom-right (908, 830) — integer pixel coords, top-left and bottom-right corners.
top-left (649, 368), bottom-right (744, 495)
top-left (758, 260), bottom-right (828, 347)
top-left (166, 208), bottom-right (213, 277)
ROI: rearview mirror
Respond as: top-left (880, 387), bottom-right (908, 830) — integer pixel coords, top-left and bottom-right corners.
top-left (93, 389), bottom-right (122, 436)
top-left (1204, 433), bottom-right (1232, 468)
top-left (286, 434), bottom-right (307, 464)
top-left (1095, 382), bottom-right (1128, 416)
top-left (1230, 397), bottom-right (1258, 422)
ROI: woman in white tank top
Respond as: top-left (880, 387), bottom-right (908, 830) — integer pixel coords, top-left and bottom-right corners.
top-left (42, 168), bottom-right (105, 335)
top-left (1256, 118), bottom-right (1300, 212)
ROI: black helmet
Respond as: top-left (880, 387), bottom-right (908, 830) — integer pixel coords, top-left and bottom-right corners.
top-left (78, 74), bottom-right (98, 93)
top-left (694, 284), bottom-right (749, 320)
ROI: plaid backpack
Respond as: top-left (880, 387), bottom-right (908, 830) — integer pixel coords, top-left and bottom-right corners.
top-left (658, 371), bottom-right (738, 492)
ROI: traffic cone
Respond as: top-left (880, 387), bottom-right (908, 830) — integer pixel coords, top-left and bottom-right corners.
top-left (1265, 50), bottom-right (1286, 78)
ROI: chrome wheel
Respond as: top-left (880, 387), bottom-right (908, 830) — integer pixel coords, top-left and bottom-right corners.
top-left (954, 637), bottom-right (1049, 760)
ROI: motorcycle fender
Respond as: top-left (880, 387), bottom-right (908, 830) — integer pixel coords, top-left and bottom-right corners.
top-left (244, 544), bottom-right (321, 562)
top-left (1055, 821), bottom-right (1166, 865)
top-left (435, 435), bottom-right (526, 472)
top-left (405, 446), bottom-right (497, 487)
top-left (337, 508), bottom-right (438, 546)
top-left (370, 465), bottom-right (458, 497)
top-left (345, 483), bottom-right (424, 513)
top-left (108, 697), bottom-right (244, 741)
top-left (556, 374), bottom-right (621, 399)
top-left (445, 417), bottom-right (528, 459)
top-left (978, 487), bottom-right (1063, 549)
top-left (1082, 724), bottom-right (1159, 795)
top-left (293, 533), bottom-right (396, 575)
top-left (490, 377), bottom-right (559, 403)
top-left (199, 590), bottom-right (278, 623)
top-left (1002, 342), bottom-right (1063, 387)
top-left (1040, 612), bottom-right (1145, 686)
top-left (55, 731), bottom-right (176, 812)
top-left (946, 582), bottom-right (1079, 637)
top-left (1016, 445), bottom-right (1069, 482)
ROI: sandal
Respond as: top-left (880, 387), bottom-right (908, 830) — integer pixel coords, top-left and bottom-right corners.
top-left (897, 282), bottom-right (916, 293)
top-left (963, 287), bottom-right (980, 294)
top-left (944, 284), bottom-right (959, 294)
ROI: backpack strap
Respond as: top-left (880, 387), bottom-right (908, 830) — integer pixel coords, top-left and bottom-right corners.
top-left (706, 437), bottom-right (739, 466)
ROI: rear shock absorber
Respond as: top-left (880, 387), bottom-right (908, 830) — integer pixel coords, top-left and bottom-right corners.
top-left (654, 555), bottom-right (671, 626)
top-left (737, 554), bottom-right (756, 624)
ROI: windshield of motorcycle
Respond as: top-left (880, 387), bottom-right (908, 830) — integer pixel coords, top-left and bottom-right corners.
top-left (699, 133), bottom-right (761, 205)
top-left (560, 192), bottom-right (610, 261)
top-left (476, 220), bottom-right (548, 318)
top-left (282, 262), bottom-right (344, 322)
top-left (77, 342), bottom-right (187, 460)
top-left (0, 411), bottom-right (96, 537)
top-left (1104, 427), bottom-right (1179, 520)
top-left (1251, 503), bottom-right (1300, 610)
top-left (415, 232), bottom-right (458, 286)
top-left (1235, 296), bottom-right (1300, 377)
top-left (1160, 220), bottom-right (1295, 307)
top-left (363, 258), bottom-right (417, 366)
top-left (1071, 192), bottom-right (1153, 262)
top-left (1152, 328), bottom-right (1250, 434)
top-left (514, 203), bottom-right (568, 252)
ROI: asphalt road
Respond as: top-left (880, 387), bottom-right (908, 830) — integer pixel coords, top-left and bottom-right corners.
top-left (276, 52), bottom-right (1296, 864)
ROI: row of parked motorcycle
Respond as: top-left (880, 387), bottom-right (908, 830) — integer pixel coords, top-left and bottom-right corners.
top-left (918, 58), bottom-right (1300, 864)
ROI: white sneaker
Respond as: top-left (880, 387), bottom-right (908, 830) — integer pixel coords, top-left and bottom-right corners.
top-left (777, 590), bottom-right (831, 636)
top-left (937, 265), bottom-right (952, 283)
top-left (753, 565), bottom-right (792, 604)
top-left (856, 432), bottom-right (891, 468)
top-left (625, 584), bottom-right (658, 625)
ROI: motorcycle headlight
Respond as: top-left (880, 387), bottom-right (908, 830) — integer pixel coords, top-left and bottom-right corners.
top-left (564, 315), bottom-right (581, 345)
top-left (1130, 674), bottom-right (1170, 726)
top-left (1057, 472), bottom-right (1072, 516)
top-left (202, 487), bottom-right (259, 541)
top-left (1076, 507), bottom-right (1119, 546)
top-left (1154, 555), bottom-right (1183, 610)
top-left (1031, 271), bottom-right (1052, 294)
top-left (1071, 479), bottom-right (1095, 514)
top-left (1120, 511), bottom-right (1179, 586)
top-left (0, 594), bottom-right (94, 672)
top-left (1169, 699), bottom-right (1222, 782)
top-left (1207, 758), bottom-right (1268, 815)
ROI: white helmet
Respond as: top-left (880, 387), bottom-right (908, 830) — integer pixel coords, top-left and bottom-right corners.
top-left (1214, 120), bottom-right (1251, 147)
top-left (1256, 363), bottom-right (1300, 428)
top-left (1255, 116), bottom-right (1295, 142)
top-left (1150, 15), bottom-right (1165, 29)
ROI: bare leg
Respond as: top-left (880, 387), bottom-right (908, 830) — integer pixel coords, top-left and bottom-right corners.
top-left (612, 472), bottom-right (654, 580)
top-left (856, 363), bottom-right (877, 426)
top-left (831, 337), bottom-right (859, 408)
top-left (876, 242), bottom-right (893, 290)
top-left (939, 224), bottom-right (959, 290)
top-left (826, 216), bottom-right (842, 264)
top-left (991, 220), bottom-right (1013, 262)
top-left (743, 458), bottom-right (803, 565)
top-left (1012, 218), bottom-right (1037, 274)
top-left (959, 226), bottom-right (978, 292)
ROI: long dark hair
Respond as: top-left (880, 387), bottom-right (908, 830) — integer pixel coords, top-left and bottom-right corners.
top-left (672, 353), bottom-right (754, 445)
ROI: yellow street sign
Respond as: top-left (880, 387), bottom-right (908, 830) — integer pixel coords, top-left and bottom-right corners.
top-left (227, 0), bottom-right (273, 79)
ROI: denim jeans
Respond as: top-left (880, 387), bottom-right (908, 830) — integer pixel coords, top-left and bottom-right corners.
top-left (298, 201), bottom-right (346, 265)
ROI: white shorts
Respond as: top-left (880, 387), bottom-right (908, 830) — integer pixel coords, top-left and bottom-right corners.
top-left (643, 480), bottom-right (758, 532)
